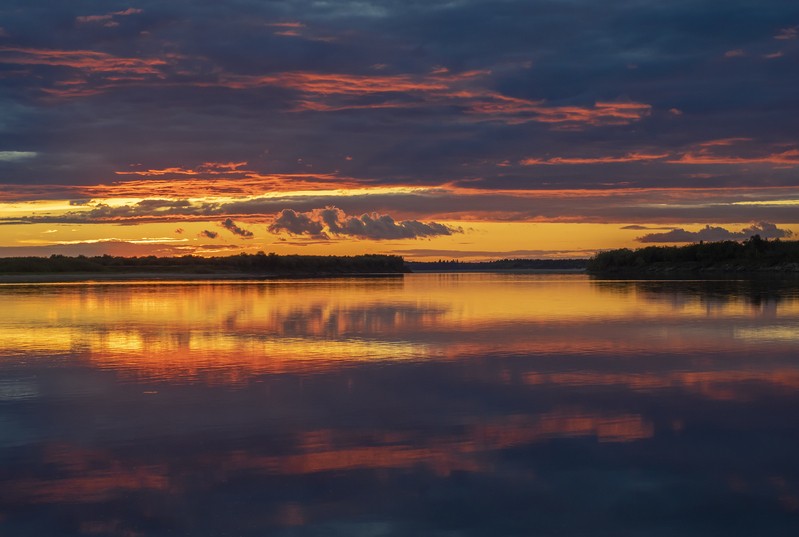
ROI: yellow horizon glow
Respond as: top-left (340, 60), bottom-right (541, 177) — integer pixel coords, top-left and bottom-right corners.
top-left (1, 221), bottom-right (798, 260)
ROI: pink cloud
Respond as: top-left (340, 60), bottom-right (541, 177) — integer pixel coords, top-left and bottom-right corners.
top-left (669, 149), bottom-right (799, 166)
top-left (774, 26), bottom-right (798, 40)
top-left (724, 49), bottom-right (746, 58)
top-left (0, 47), bottom-right (166, 75)
top-left (76, 8), bottom-right (142, 24)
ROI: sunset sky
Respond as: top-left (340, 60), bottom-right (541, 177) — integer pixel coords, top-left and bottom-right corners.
top-left (1, 1), bottom-right (798, 259)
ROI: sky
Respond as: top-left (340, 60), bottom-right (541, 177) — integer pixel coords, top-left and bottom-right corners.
top-left (0, 0), bottom-right (798, 259)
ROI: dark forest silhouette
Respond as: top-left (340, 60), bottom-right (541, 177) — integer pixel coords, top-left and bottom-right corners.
top-left (0, 252), bottom-right (407, 276)
top-left (406, 258), bottom-right (587, 271)
top-left (588, 236), bottom-right (799, 273)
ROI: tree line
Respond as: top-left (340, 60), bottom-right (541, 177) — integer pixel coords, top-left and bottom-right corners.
top-left (406, 258), bottom-right (588, 271)
top-left (587, 236), bottom-right (799, 272)
top-left (0, 252), bottom-right (408, 275)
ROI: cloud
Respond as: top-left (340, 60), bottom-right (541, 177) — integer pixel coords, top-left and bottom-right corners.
top-left (0, 151), bottom-right (37, 161)
top-left (200, 230), bottom-right (219, 239)
top-left (221, 218), bottom-right (254, 238)
top-left (75, 8), bottom-right (143, 26)
top-left (115, 162), bottom-right (249, 177)
top-left (517, 140), bottom-right (799, 169)
top-left (636, 222), bottom-right (793, 243)
top-left (521, 152), bottom-right (668, 166)
top-left (203, 70), bottom-right (652, 128)
top-left (774, 26), bottom-right (798, 40)
top-left (669, 149), bottom-right (799, 166)
top-left (5, 184), bottom-right (799, 228)
top-left (268, 207), bottom-right (461, 240)
top-left (268, 209), bottom-right (326, 237)
top-left (724, 49), bottom-right (746, 58)
top-left (0, 41), bottom-right (651, 130)
top-left (0, 0), bottom-right (798, 234)
top-left (0, 46), bottom-right (166, 75)
top-left (620, 225), bottom-right (675, 230)
top-left (49, 199), bottom-right (210, 223)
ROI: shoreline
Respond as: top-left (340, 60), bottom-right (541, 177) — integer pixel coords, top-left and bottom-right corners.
top-left (409, 268), bottom-right (586, 274)
top-left (0, 271), bottom-right (407, 284)
top-left (0, 268), bottom-right (590, 283)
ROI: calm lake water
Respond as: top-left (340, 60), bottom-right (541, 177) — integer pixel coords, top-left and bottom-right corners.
top-left (1, 273), bottom-right (799, 536)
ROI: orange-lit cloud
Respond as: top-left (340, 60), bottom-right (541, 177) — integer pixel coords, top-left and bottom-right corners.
top-left (0, 46), bottom-right (166, 75)
top-left (517, 139), bottom-right (799, 168)
top-left (115, 161), bottom-right (250, 177)
top-left (76, 8), bottom-right (143, 26)
top-left (2, 48), bottom-right (645, 127)
top-left (489, 101), bottom-right (652, 127)
top-left (94, 175), bottom-right (354, 199)
top-left (250, 71), bottom-right (651, 127)
top-left (521, 152), bottom-right (668, 166)
top-left (670, 148), bottom-right (799, 166)
top-left (0, 45), bottom-right (651, 128)
top-left (211, 70), bottom-right (459, 95)
top-left (696, 138), bottom-right (753, 147)
top-left (4, 182), bottom-right (799, 227)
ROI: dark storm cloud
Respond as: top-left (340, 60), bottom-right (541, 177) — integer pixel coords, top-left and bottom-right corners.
top-left (0, 0), bottom-right (797, 215)
top-left (637, 222), bottom-right (793, 243)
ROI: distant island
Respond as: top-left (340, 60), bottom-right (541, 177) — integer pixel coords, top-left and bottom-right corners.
top-left (406, 258), bottom-right (587, 272)
top-left (0, 252), bottom-right (407, 281)
top-left (588, 236), bottom-right (799, 273)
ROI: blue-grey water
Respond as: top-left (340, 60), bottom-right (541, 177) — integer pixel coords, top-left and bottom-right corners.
top-left (1, 273), bottom-right (799, 536)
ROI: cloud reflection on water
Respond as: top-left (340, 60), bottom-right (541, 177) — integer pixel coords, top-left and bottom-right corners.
top-left (1, 275), bottom-right (799, 535)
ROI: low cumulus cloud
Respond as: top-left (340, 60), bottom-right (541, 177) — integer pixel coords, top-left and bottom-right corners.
top-left (221, 218), bottom-right (254, 238)
top-left (621, 225), bottom-right (675, 230)
top-left (200, 230), bottom-right (218, 239)
top-left (268, 207), bottom-right (461, 240)
top-left (637, 222), bottom-right (793, 243)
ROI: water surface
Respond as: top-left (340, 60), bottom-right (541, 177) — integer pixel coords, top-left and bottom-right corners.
top-left (1, 274), bottom-right (799, 536)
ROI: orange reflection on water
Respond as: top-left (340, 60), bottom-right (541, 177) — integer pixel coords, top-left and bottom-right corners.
top-left (0, 275), bottom-right (798, 383)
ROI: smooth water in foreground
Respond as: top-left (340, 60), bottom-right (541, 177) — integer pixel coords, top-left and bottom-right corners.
top-left (1, 273), bottom-right (799, 536)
